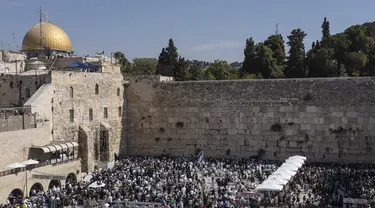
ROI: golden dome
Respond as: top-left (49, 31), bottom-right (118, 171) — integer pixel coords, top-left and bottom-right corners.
top-left (22, 22), bottom-right (72, 52)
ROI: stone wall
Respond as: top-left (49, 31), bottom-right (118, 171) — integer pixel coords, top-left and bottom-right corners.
top-left (127, 77), bottom-right (375, 163)
top-left (50, 71), bottom-right (125, 163)
top-left (0, 114), bottom-right (36, 133)
top-left (0, 74), bottom-right (50, 108)
top-left (0, 61), bottom-right (25, 74)
top-left (0, 123), bottom-right (51, 171)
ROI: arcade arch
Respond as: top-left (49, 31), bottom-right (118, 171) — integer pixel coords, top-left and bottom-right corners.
top-left (48, 180), bottom-right (61, 189)
top-left (66, 173), bottom-right (77, 184)
top-left (29, 183), bottom-right (44, 196)
top-left (9, 189), bottom-right (23, 202)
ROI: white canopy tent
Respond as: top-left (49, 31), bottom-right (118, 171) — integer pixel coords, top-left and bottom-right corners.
top-left (255, 155), bottom-right (307, 192)
top-left (285, 158), bottom-right (305, 165)
top-left (279, 164), bottom-right (300, 171)
top-left (255, 181), bottom-right (284, 192)
top-left (289, 155), bottom-right (307, 161)
top-left (263, 176), bottom-right (289, 185)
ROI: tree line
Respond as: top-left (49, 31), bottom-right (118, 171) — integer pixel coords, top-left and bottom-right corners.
top-left (114, 18), bottom-right (375, 80)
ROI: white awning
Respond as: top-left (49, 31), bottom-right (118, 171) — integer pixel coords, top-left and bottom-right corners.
top-left (31, 142), bottom-right (79, 153)
top-left (66, 143), bottom-right (74, 148)
top-left (40, 146), bottom-right (52, 153)
top-left (7, 162), bottom-right (26, 169)
top-left (52, 144), bottom-right (63, 151)
top-left (22, 159), bottom-right (39, 165)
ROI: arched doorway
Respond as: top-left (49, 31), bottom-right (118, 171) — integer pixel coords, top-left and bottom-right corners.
top-left (8, 189), bottom-right (23, 203)
top-left (48, 180), bottom-right (61, 190)
top-left (29, 183), bottom-right (44, 196)
top-left (66, 173), bottom-right (77, 184)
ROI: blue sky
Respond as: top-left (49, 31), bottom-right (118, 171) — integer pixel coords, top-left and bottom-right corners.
top-left (1, 0), bottom-right (374, 62)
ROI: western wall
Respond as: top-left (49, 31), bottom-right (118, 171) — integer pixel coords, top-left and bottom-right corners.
top-left (127, 76), bottom-right (375, 163)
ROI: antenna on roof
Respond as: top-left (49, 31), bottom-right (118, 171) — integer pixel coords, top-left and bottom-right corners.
top-left (275, 23), bottom-right (279, 35)
top-left (38, 6), bottom-right (44, 58)
top-left (45, 12), bottom-right (48, 22)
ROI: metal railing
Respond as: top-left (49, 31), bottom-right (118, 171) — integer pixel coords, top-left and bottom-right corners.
top-left (85, 200), bottom-right (164, 208)
top-left (0, 107), bottom-right (32, 117)
top-left (0, 158), bottom-right (79, 178)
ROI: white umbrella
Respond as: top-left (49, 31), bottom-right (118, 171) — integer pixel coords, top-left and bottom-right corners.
top-left (7, 162), bottom-right (26, 169)
top-left (22, 159), bottom-right (39, 165)
top-left (88, 181), bottom-right (106, 188)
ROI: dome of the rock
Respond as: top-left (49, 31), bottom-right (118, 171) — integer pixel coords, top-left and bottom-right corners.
top-left (22, 22), bottom-right (72, 52)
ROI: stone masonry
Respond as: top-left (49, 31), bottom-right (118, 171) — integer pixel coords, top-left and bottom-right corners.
top-left (51, 71), bottom-right (125, 168)
top-left (0, 73), bottom-right (50, 108)
top-left (127, 76), bottom-right (375, 163)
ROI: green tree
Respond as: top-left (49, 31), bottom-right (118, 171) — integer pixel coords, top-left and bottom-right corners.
top-left (254, 43), bottom-right (283, 78)
top-left (344, 52), bottom-right (368, 76)
top-left (306, 48), bottom-right (336, 77)
top-left (132, 58), bottom-right (158, 75)
top-left (321, 17), bottom-right (331, 48)
top-left (114, 51), bottom-right (131, 73)
top-left (306, 17), bottom-right (336, 77)
top-left (174, 57), bottom-right (189, 81)
top-left (241, 37), bottom-right (256, 76)
top-left (285, 29), bottom-right (307, 78)
top-left (205, 60), bottom-right (234, 80)
top-left (166, 38), bottom-right (179, 66)
top-left (331, 33), bottom-right (351, 76)
top-left (188, 63), bottom-right (203, 80)
top-left (264, 34), bottom-right (286, 68)
top-left (204, 70), bottom-right (216, 80)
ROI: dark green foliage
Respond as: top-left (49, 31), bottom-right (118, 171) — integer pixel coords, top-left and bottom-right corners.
top-left (285, 29), bottom-right (307, 78)
top-left (150, 19), bottom-right (375, 79)
top-left (114, 51), bottom-right (131, 73)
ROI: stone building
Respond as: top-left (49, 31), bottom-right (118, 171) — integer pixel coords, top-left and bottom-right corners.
top-left (0, 18), bottom-right (124, 203)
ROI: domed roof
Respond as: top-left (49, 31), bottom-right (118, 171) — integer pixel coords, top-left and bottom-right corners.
top-left (22, 22), bottom-right (72, 52)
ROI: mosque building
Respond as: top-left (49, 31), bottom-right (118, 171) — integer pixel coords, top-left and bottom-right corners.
top-left (21, 21), bottom-right (73, 58)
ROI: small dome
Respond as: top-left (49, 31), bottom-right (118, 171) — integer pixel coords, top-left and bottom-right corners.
top-left (22, 22), bottom-right (72, 52)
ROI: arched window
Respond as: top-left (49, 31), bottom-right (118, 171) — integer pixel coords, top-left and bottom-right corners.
top-left (95, 84), bottom-right (99, 94)
top-left (70, 86), bottom-right (74, 98)
top-left (117, 88), bottom-right (120, 96)
top-left (25, 88), bottom-right (31, 98)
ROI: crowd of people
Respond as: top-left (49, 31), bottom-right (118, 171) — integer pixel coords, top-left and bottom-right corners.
top-left (2, 156), bottom-right (375, 207)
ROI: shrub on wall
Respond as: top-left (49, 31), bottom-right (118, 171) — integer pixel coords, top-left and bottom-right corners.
top-left (303, 93), bottom-right (313, 101)
top-left (257, 149), bottom-right (266, 159)
top-left (271, 123), bottom-right (282, 132)
top-left (175, 122), bottom-right (184, 128)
